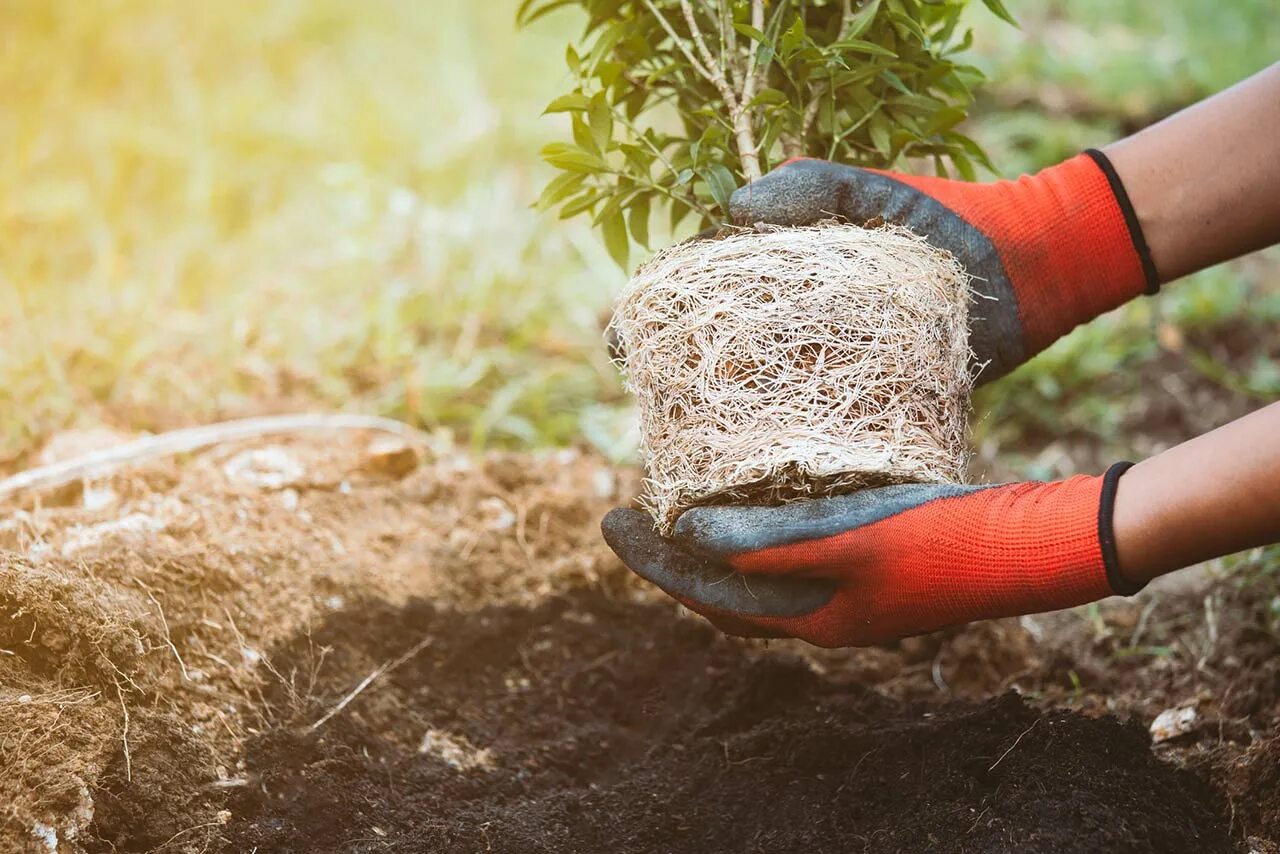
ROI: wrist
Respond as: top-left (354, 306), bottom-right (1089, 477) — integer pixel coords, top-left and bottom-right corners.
top-left (1098, 462), bottom-right (1147, 594)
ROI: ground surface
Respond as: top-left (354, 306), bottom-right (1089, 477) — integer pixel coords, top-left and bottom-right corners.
top-left (2, 430), bottom-right (1277, 853)
top-left (4, 3), bottom-right (1280, 853)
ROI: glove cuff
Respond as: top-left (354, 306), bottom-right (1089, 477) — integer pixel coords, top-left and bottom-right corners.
top-left (1082, 150), bottom-right (1160, 296)
top-left (1099, 461), bottom-right (1145, 596)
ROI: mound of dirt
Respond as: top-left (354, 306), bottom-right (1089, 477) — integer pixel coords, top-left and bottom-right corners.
top-left (0, 431), bottom-right (636, 852)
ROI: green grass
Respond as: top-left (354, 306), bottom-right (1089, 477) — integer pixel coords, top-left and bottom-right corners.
top-left (0, 1), bottom-right (624, 461)
top-left (1, 0), bottom-right (1276, 468)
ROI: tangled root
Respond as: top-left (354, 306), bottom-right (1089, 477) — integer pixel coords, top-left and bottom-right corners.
top-left (611, 223), bottom-right (973, 534)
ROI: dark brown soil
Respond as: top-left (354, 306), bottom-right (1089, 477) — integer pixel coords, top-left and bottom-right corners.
top-left (215, 589), bottom-right (1233, 854)
top-left (4, 432), bottom-right (1276, 853)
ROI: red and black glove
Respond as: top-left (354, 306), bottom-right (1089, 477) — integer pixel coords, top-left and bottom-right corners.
top-left (602, 463), bottom-right (1143, 648)
top-left (729, 152), bottom-right (1160, 382)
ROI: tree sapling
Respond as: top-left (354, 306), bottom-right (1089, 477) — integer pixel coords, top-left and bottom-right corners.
top-left (523, 0), bottom-right (1012, 532)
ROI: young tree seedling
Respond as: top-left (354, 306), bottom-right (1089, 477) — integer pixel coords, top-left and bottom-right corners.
top-left (520, 0), bottom-right (1014, 267)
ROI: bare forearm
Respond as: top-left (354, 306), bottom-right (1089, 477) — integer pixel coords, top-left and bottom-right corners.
top-left (1104, 63), bottom-right (1280, 283)
top-left (1114, 402), bottom-right (1280, 586)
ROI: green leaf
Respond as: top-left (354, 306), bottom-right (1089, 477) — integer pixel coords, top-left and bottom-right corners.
top-left (748, 88), bottom-right (789, 107)
top-left (832, 63), bottom-right (891, 90)
top-left (879, 70), bottom-right (914, 96)
top-left (923, 106), bottom-right (966, 135)
top-left (586, 22), bottom-right (626, 74)
top-left (888, 93), bottom-right (945, 114)
top-left (531, 0), bottom-right (994, 254)
top-left (868, 113), bottom-right (892, 159)
top-left (602, 208), bottom-right (629, 270)
top-left (593, 190), bottom-right (629, 227)
top-left (949, 132), bottom-right (998, 174)
top-left (597, 61), bottom-right (624, 89)
top-left (572, 114), bottom-right (598, 154)
top-left (981, 0), bottom-right (1020, 28)
top-left (540, 142), bottom-right (605, 173)
top-left (516, 0), bottom-right (575, 27)
top-left (535, 172), bottom-right (587, 211)
top-left (623, 87), bottom-right (648, 121)
top-left (779, 17), bottom-right (806, 57)
top-left (589, 93), bottom-right (614, 153)
top-left (560, 189), bottom-right (606, 218)
top-left (645, 60), bottom-right (680, 85)
top-left (699, 163), bottom-right (737, 214)
top-left (844, 0), bottom-right (882, 39)
top-left (890, 128), bottom-right (918, 150)
top-left (628, 194), bottom-right (651, 248)
top-left (886, 11), bottom-right (926, 41)
top-left (543, 93), bottom-right (591, 114)
top-left (620, 144), bottom-right (654, 176)
top-left (944, 27), bottom-right (975, 57)
top-left (831, 39), bottom-right (897, 58)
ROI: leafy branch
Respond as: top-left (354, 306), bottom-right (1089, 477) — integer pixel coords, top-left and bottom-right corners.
top-left (519, 0), bottom-right (1015, 268)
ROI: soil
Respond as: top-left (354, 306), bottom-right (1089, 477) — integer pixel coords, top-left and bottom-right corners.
top-left (221, 591), bottom-right (1232, 854)
top-left (2, 430), bottom-right (1278, 853)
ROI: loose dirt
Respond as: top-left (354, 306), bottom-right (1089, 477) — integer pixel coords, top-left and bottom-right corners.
top-left (1, 431), bottom-right (1277, 853)
top-left (223, 591), bottom-right (1231, 854)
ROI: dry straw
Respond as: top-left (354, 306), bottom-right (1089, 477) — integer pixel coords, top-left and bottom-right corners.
top-left (611, 222), bottom-right (974, 534)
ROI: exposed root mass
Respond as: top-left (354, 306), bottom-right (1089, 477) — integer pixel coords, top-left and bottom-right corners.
top-left (612, 223), bottom-right (973, 532)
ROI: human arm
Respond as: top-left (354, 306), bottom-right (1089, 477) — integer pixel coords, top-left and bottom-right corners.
top-left (1104, 63), bottom-right (1280, 282)
top-left (602, 403), bottom-right (1280, 648)
top-left (1114, 402), bottom-right (1280, 585)
top-left (730, 62), bottom-right (1280, 383)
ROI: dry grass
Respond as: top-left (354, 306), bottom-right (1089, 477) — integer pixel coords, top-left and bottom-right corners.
top-left (0, 431), bottom-right (637, 848)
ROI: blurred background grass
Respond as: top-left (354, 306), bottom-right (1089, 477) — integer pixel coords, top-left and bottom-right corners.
top-left (1, 0), bottom-right (1277, 473)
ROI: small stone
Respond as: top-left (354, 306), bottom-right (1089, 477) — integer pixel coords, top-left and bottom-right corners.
top-left (1150, 706), bottom-right (1198, 743)
top-left (418, 728), bottom-right (495, 771)
top-left (223, 446), bottom-right (305, 490)
top-left (360, 436), bottom-right (420, 479)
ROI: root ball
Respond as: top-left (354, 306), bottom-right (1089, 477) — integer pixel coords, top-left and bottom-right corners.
top-left (611, 222), bottom-right (974, 534)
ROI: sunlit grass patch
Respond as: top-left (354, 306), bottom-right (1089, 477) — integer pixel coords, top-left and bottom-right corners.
top-left (0, 0), bottom-right (629, 463)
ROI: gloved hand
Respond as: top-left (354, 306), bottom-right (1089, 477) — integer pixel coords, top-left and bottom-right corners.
top-left (729, 153), bottom-right (1160, 382)
top-left (602, 463), bottom-right (1142, 648)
